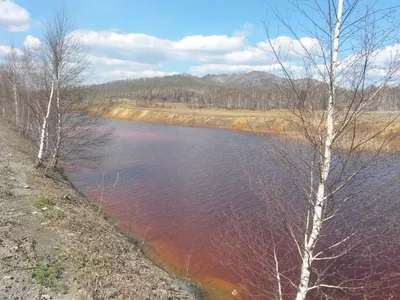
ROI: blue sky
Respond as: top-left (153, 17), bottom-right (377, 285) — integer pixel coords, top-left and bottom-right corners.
top-left (1, 0), bottom-right (399, 83)
top-left (3, 0), bottom-right (270, 40)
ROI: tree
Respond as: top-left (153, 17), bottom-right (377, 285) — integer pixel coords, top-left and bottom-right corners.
top-left (3, 44), bottom-right (21, 128)
top-left (36, 7), bottom-right (89, 168)
top-left (214, 1), bottom-right (400, 299)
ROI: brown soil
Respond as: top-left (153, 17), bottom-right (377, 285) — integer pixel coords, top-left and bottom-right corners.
top-left (0, 121), bottom-right (197, 300)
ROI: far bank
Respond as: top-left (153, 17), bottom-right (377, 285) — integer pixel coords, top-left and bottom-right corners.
top-left (80, 100), bottom-right (400, 152)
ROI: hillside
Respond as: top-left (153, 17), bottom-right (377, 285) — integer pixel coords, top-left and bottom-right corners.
top-left (85, 71), bottom-right (400, 111)
top-left (202, 71), bottom-right (287, 87)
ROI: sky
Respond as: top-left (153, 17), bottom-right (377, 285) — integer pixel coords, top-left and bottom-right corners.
top-left (0, 0), bottom-right (399, 83)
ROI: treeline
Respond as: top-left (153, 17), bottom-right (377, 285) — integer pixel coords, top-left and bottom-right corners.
top-left (0, 10), bottom-right (107, 169)
top-left (86, 75), bottom-right (400, 111)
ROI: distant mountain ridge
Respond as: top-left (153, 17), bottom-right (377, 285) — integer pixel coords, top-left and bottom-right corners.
top-left (86, 71), bottom-right (400, 111)
top-left (93, 71), bottom-right (322, 89)
top-left (202, 71), bottom-right (288, 87)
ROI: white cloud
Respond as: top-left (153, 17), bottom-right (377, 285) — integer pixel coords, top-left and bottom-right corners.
top-left (0, 45), bottom-right (11, 58)
top-left (71, 29), bottom-right (246, 63)
top-left (66, 29), bottom-right (397, 83)
top-left (90, 69), bottom-right (177, 83)
top-left (71, 29), bottom-right (321, 69)
top-left (86, 55), bottom-right (173, 82)
top-left (371, 44), bottom-right (400, 68)
top-left (219, 48), bottom-right (268, 64)
top-left (173, 35), bottom-right (243, 52)
top-left (233, 23), bottom-right (253, 38)
top-left (0, 0), bottom-right (31, 32)
top-left (0, 45), bottom-right (22, 59)
top-left (23, 35), bottom-right (41, 49)
top-left (258, 36), bottom-right (322, 59)
top-left (88, 55), bottom-right (156, 70)
top-left (2, 22), bottom-right (397, 84)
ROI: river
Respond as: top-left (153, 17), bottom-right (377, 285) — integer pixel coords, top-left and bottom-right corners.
top-left (65, 118), bottom-right (400, 300)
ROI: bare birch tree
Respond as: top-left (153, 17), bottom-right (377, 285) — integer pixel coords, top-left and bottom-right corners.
top-left (33, 7), bottom-right (90, 168)
top-left (268, 1), bottom-right (400, 298)
top-left (44, 8), bottom-right (88, 168)
top-left (214, 1), bottom-right (400, 299)
top-left (36, 78), bottom-right (54, 167)
top-left (4, 44), bottom-right (20, 128)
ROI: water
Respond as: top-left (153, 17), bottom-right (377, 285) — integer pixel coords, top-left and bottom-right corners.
top-left (65, 119), bottom-right (400, 299)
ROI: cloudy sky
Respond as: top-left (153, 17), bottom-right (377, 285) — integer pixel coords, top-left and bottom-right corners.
top-left (0, 0), bottom-right (399, 84)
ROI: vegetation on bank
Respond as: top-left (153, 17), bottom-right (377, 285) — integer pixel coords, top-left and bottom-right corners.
top-left (0, 8), bottom-right (109, 171)
top-left (81, 100), bottom-right (400, 152)
top-left (32, 196), bottom-right (55, 210)
top-left (32, 256), bottom-right (67, 293)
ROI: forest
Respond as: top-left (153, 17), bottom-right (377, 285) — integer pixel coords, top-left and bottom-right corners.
top-left (85, 72), bottom-right (400, 111)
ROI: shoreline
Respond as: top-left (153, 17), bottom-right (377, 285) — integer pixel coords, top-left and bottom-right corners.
top-left (81, 101), bottom-right (290, 135)
top-left (0, 121), bottom-right (199, 300)
top-left (80, 100), bottom-right (400, 152)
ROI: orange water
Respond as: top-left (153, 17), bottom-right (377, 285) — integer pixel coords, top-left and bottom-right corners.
top-left (66, 119), bottom-right (400, 299)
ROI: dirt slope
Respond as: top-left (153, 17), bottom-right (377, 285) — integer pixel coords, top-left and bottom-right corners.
top-left (0, 121), bottom-right (197, 300)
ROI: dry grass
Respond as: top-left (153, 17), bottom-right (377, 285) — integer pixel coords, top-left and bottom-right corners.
top-left (26, 169), bottom-right (196, 300)
top-left (80, 100), bottom-right (400, 152)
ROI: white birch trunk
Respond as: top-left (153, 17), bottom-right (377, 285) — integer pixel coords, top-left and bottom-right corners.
top-left (13, 82), bottom-right (18, 128)
top-left (295, 1), bottom-right (343, 299)
top-left (25, 92), bottom-right (30, 135)
top-left (36, 81), bottom-right (54, 167)
top-left (273, 248), bottom-right (283, 300)
top-left (44, 127), bottom-right (49, 156)
top-left (51, 85), bottom-right (62, 168)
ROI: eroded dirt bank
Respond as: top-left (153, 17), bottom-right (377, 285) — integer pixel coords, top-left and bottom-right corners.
top-left (82, 101), bottom-right (288, 134)
top-left (0, 121), bottom-right (197, 300)
top-left (81, 101), bottom-right (400, 152)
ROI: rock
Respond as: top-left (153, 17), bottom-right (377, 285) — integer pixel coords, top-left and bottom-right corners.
top-left (41, 207), bottom-right (48, 211)
top-left (41, 295), bottom-right (52, 300)
top-left (23, 185), bottom-right (30, 189)
top-left (3, 275), bottom-right (14, 280)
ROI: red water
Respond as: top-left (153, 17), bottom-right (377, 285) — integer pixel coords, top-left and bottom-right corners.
top-left (66, 119), bottom-right (400, 299)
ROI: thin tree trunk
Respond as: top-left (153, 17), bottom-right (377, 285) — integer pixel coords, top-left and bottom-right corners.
top-left (36, 81), bottom-right (54, 168)
top-left (273, 248), bottom-right (283, 300)
top-left (25, 91), bottom-right (30, 135)
top-left (51, 85), bottom-right (62, 168)
top-left (295, 0), bottom-right (343, 299)
top-left (13, 82), bottom-right (18, 128)
top-left (44, 127), bottom-right (49, 156)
